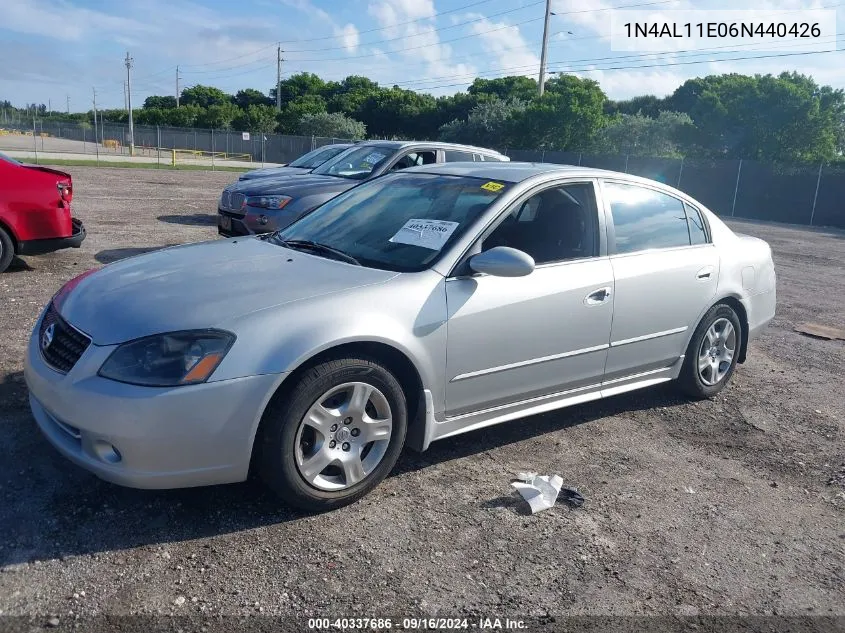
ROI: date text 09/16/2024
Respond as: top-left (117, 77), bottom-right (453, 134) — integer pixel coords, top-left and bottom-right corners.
top-left (623, 22), bottom-right (821, 38)
top-left (308, 617), bottom-right (527, 630)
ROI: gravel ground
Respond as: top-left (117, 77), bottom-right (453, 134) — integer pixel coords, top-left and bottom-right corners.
top-left (0, 167), bottom-right (843, 626)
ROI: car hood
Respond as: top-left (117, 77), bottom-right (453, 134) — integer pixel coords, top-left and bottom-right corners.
top-left (59, 237), bottom-right (397, 345)
top-left (239, 166), bottom-right (309, 180)
top-left (230, 174), bottom-right (358, 197)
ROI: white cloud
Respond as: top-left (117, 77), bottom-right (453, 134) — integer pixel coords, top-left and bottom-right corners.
top-left (466, 13), bottom-right (541, 78)
top-left (366, 0), bottom-right (477, 93)
top-left (334, 23), bottom-right (360, 53)
top-left (3, 0), bottom-right (152, 42)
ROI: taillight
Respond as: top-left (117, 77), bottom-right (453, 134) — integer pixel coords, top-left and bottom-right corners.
top-left (57, 182), bottom-right (73, 204)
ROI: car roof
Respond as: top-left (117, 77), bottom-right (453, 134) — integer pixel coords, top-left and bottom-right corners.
top-left (404, 161), bottom-right (700, 200)
top-left (402, 161), bottom-right (594, 182)
top-left (351, 139), bottom-right (506, 156)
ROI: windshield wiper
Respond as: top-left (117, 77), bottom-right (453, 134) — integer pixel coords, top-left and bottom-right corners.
top-left (280, 239), bottom-right (361, 266)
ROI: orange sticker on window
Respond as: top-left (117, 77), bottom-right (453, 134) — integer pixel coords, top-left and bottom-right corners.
top-left (480, 181), bottom-right (505, 192)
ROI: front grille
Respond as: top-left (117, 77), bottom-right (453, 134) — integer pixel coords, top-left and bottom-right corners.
top-left (220, 190), bottom-right (246, 215)
top-left (39, 304), bottom-right (91, 373)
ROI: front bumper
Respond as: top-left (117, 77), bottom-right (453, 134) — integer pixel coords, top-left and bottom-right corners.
top-left (217, 205), bottom-right (301, 237)
top-left (24, 314), bottom-right (281, 489)
top-left (18, 218), bottom-right (86, 256)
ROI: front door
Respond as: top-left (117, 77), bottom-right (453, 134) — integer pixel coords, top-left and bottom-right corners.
top-left (444, 180), bottom-right (614, 417)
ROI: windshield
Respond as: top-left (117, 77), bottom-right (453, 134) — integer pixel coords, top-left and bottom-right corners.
top-left (288, 145), bottom-right (348, 169)
top-left (273, 172), bottom-right (511, 272)
top-left (311, 145), bottom-right (395, 180)
top-left (0, 151), bottom-right (21, 166)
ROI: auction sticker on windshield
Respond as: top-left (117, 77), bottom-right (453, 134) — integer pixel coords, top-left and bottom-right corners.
top-left (389, 219), bottom-right (460, 250)
top-left (363, 152), bottom-right (387, 165)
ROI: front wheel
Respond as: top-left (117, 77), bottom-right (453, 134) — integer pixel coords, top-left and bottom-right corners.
top-left (677, 304), bottom-right (742, 399)
top-left (0, 226), bottom-right (14, 273)
top-left (258, 356), bottom-right (407, 511)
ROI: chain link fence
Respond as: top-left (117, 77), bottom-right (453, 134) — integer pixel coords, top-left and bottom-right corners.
top-left (1, 119), bottom-right (843, 229)
top-left (0, 119), bottom-right (351, 165)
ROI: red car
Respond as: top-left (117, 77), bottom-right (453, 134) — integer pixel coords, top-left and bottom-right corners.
top-left (0, 151), bottom-right (85, 273)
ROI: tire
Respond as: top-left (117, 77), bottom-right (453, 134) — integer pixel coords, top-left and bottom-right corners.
top-left (677, 303), bottom-right (742, 399)
top-left (258, 355), bottom-right (407, 511)
top-left (0, 226), bottom-right (14, 274)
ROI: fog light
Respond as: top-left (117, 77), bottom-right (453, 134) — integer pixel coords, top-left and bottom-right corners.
top-left (93, 440), bottom-right (122, 464)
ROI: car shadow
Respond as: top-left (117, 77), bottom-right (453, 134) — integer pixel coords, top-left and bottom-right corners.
top-left (95, 245), bottom-right (179, 264)
top-left (0, 370), bottom-right (687, 566)
top-left (157, 213), bottom-right (217, 226)
top-left (3, 256), bottom-right (34, 272)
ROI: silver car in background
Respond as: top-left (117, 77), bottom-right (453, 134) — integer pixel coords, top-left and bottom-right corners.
top-left (26, 163), bottom-right (776, 511)
top-left (237, 143), bottom-right (353, 182)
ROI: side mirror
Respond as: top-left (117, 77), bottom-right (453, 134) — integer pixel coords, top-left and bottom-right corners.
top-left (468, 247), bottom-right (535, 277)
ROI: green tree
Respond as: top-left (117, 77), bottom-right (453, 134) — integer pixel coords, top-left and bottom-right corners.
top-left (275, 94), bottom-right (327, 133)
top-left (606, 94), bottom-right (665, 118)
top-left (180, 85), bottom-right (230, 109)
top-left (135, 107), bottom-right (168, 125)
top-left (326, 75), bottom-right (380, 116)
top-left (511, 75), bottom-right (608, 149)
top-left (357, 87), bottom-right (437, 138)
top-left (99, 109), bottom-right (128, 123)
top-left (143, 95), bottom-right (177, 110)
top-left (165, 104), bottom-right (203, 127)
top-left (665, 72), bottom-right (845, 161)
top-left (592, 111), bottom-right (695, 156)
top-left (272, 72), bottom-right (330, 106)
top-left (198, 102), bottom-right (241, 129)
top-left (235, 104), bottom-right (277, 133)
top-left (468, 76), bottom-right (538, 102)
top-left (295, 112), bottom-right (366, 139)
top-left (438, 98), bottom-right (526, 147)
top-left (234, 88), bottom-right (270, 110)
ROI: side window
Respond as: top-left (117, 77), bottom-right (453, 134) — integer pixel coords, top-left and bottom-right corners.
top-left (389, 151), bottom-right (436, 171)
top-left (479, 153), bottom-right (506, 162)
top-left (603, 182), bottom-right (691, 254)
top-left (685, 202), bottom-right (708, 245)
top-left (483, 183), bottom-right (598, 265)
top-left (444, 150), bottom-right (474, 162)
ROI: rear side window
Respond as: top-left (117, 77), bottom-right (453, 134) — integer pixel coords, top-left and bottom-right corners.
top-left (685, 203), bottom-right (708, 245)
top-left (603, 182), bottom-right (691, 254)
top-left (444, 150), bottom-right (475, 162)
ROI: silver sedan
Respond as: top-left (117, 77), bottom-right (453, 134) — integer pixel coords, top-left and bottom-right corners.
top-left (25, 163), bottom-right (776, 510)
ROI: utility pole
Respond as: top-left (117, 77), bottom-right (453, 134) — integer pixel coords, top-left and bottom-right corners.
top-left (125, 51), bottom-right (135, 156)
top-left (538, 0), bottom-right (552, 97)
top-left (92, 87), bottom-right (100, 164)
top-left (276, 45), bottom-right (283, 112)
top-left (66, 95), bottom-right (70, 114)
top-left (48, 98), bottom-right (51, 114)
top-left (123, 81), bottom-right (128, 111)
top-left (176, 65), bottom-right (181, 107)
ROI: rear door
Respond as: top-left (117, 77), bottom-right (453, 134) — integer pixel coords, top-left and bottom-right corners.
top-left (599, 180), bottom-right (719, 383)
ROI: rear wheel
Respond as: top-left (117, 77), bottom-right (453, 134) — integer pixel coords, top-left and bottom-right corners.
top-left (258, 356), bottom-right (407, 511)
top-left (678, 303), bottom-right (741, 399)
top-left (0, 226), bottom-right (15, 273)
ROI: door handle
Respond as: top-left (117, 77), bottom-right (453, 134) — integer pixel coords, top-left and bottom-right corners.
top-left (585, 286), bottom-right (612, 305)
top-left (696, 266), bottom-right (715, 280)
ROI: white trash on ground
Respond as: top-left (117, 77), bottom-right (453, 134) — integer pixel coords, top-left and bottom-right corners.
top-left (511, 472), bottom-right (565, 514)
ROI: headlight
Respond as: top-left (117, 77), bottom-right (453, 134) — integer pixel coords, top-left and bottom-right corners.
top-left (98, 330), bottom-right (235, 387)
top-left (246, 195), bottom-right (291, 209)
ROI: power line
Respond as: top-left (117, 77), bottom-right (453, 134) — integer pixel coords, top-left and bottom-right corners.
top-left (412, 48), bottom-right (843, 92)
top-left (383, 32), bottom-right (843, 89)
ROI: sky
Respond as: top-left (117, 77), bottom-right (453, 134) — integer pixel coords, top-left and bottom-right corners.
top-left (1, 0), bottom-right (843, 112)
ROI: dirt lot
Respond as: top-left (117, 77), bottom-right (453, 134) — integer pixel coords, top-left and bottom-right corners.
top-left (0, 167), bottom-right (843, 625)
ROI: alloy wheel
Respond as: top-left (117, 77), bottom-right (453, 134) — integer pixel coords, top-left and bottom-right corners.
top-left (294, 381), bottom-right (393, 491)
top-left (697, 317), bottom-right (736, 386)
